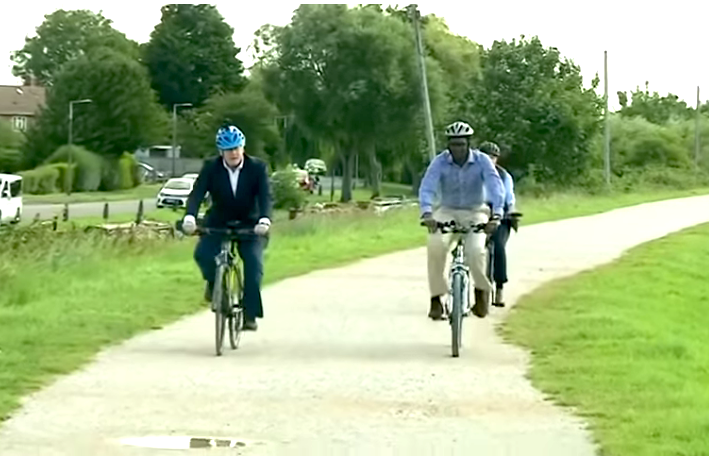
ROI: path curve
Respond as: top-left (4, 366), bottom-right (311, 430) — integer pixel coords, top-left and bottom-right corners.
top-left (2, 195), bottom-right (709, 455)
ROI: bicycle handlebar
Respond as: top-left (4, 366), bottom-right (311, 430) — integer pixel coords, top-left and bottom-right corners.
top-left (420, 220), bottom-right (488, 234)
top-left (174, 220), bottom-right (260, 240)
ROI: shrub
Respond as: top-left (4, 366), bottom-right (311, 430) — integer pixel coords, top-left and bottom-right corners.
top-left (270, 167), bottom-right (307, 210)
top-left (19, 166), bottom-right (59, 194)
top-left (45, 145), bottom-right (102, 192)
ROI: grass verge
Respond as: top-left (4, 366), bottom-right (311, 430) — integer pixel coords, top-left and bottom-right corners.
top-left (502, 223), bottom-right (709, 456)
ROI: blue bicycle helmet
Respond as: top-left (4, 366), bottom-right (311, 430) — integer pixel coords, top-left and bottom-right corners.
top-left (215, 125), bottom-right (245, 150)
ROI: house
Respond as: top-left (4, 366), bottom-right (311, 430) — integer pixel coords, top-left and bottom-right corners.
top-left (0, 84), bottom-right (46, 132)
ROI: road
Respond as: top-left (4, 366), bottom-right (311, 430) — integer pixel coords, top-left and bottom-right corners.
top-left (24, 199), bottom-right (155, 221)
top-left (22, 177), bottom-right (359, 221)
top-left (2, 195), bottom-right (709, 455)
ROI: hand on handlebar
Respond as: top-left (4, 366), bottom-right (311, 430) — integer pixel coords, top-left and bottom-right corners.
top-left (182, 215), bottom-right (197, 235)
top-left (485, 215), bottom-right (501, 235)
top-left (421, 212), bottom-right (437, 233)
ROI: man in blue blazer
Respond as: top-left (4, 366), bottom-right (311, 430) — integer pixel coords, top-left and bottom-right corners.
top-left (181, 124), bottom-right (272, 331)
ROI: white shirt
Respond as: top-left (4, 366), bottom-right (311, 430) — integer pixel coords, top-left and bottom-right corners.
top-left (223, 157), bottom-right (243, 196)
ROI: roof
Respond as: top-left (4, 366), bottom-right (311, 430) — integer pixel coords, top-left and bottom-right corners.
top-left (0, 173), bottom-right (23, 182)
top-left (0, 85), bottom-right (46, 116)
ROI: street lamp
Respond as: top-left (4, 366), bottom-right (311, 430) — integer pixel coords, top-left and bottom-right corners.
top-left (172, 102), bottom-right (193, 177)
top-left (68, 98), bottom-right (92, 195)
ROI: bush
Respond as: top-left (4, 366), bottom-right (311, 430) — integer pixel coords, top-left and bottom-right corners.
top-left (615, 166), bottom-right (709, 192)
top-left (119, 152), bottom-right (139, 189)
top-left (45, 145), bottom-right (103, 192)
top-left (19, 166), bottom-right (60, 194)
top-left (46, 163), bottom-right (75, 193)
top-left (270, 167), bottom-right (307, 210)
top-left (0, 149), bottom-right (22, 173)
top-left (99, 157), bottom-right (121, 191)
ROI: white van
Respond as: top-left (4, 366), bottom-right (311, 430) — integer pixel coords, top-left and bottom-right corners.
top-left (0, 173), bottom-right (23, 224)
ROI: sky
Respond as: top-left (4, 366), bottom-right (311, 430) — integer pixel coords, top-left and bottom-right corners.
top-left (1, 1), bottom-right (707, 110)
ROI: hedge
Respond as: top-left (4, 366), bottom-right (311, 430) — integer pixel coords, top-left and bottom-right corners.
top-left (19, 166), bottom-right (60, 194)
top-left (45, 145), bottom-right (103, 192)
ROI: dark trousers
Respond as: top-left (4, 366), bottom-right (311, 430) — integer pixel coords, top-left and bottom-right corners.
top-left (492, 222), bottom-right (511, 287)
top-left (194, 235), bottom-right (265, 320)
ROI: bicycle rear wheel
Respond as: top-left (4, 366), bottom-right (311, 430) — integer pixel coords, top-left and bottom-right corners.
top-left (450, 272), bottom-right (464, 357)
top-left (228, 263), bottom-right (244, 350)
top-left (212, 264), bottom-right (227, 356)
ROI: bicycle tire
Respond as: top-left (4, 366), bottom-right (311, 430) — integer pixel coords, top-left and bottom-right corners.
top-left (487, 241), bottom-right (497, 306)
top-left (228, 265), bottom-right (244, 350)
top-left (451, 272), bottom-right (464, 358)
top-left (213, 264), bottom-right (227, 356)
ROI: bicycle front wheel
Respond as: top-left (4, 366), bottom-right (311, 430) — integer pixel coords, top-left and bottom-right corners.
top-left (228, 264), bottom-right (244, 350)
top-left (450, 272), bottom-right (465, 357)
top-left (213, 264), bottom-right (227, 356)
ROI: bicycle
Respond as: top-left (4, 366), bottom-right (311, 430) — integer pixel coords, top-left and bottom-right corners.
top-left (176, 220), bottom-right (259, 356)
top-left (423, 219), bottom-right (489, 358)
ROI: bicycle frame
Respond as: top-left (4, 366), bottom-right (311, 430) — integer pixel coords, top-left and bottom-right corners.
top-left (447, 237), bottom-right (471, 315)
top-left (213, 239), bottom-right (242, 312)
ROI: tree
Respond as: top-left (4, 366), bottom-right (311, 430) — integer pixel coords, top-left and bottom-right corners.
top-left (0, 122), bottom-right (24, 173)
top-left (181, 78), bottom-right (281, 162)
top-left (12, 9), bottom-right (138, 86)
top-left (143, 4), bottom-right (246, 109)
top-left (464, 35), bottom-right (603, 184)
top-left (265, 5), bottom-right (431, 200)
top-left (23, 48), bottom-right (167, 167)
top-left (420, 14), bottom-right (482, 121)
top-left (617, 83), bottom-right (692, 124)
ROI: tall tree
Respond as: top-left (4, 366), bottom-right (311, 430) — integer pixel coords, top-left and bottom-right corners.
top-left (143, 4), bottom-right (246, 109)
top-left (23, 48), bottom-right (167, 166)
top-left (265, 4), bottom-right (434, 200)
top-left (12, 9), bottom-right (138, 86)
top-left (464, 35), bottom-right (603, 183)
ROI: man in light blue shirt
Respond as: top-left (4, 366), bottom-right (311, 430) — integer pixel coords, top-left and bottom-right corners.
top-left (419, 121), bottom-right (505, 320)
top-left (479, 141), bottom-right (519, 308)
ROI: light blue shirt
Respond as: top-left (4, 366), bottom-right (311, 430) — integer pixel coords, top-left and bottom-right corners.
top-left (496, 169), bottom-right (515, 211)
top-left (419, 149), bottom-right (505, 217)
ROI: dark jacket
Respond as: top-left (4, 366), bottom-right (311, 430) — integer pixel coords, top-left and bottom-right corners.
top-left (185, 155), bottom-right (272, 228)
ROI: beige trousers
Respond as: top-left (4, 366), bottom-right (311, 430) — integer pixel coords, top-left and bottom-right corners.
top-left (427, 205), bottom-right (491, 297)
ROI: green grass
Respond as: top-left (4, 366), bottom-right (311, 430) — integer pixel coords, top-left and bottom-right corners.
top-left (23, 184), bottom-right (163, 204)
top-left (2, 185), bottom-right (709, 426)
top-left (503, 223), bottom-right (709, 456)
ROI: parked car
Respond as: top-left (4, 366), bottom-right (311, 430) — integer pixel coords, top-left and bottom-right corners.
top-left (0, 173), bottom-right (22, 224)
top-left (156, 177), bottom-right (194, 209)
top-left (181, 172), bottom-right (199, 181)
top-left (138, 162), bottom-right (167, 184)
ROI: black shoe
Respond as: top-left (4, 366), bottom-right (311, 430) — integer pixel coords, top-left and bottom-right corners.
top-left (204, 281), bottom-right (214, 302)
top-left (492, 286), bottom-right (505, 308)
top-left (428, 296), bottom-right (445, 320)
top-left (472, 288), bottom-right (490, 318)
top-left (243, 319), bottom-right (258, 331)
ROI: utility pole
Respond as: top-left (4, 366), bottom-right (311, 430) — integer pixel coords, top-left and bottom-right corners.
top-left (407, 4), bottom-right (436, 162)
top-left (603, 50), bottom-right (611, 186)
top-left (695, 86), bottom-right (701, 166)
top-left (67, 98), bottom-right (92, 196)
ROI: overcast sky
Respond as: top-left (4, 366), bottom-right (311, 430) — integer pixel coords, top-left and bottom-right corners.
top-left (1, 1), bottom-right (706, 110)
